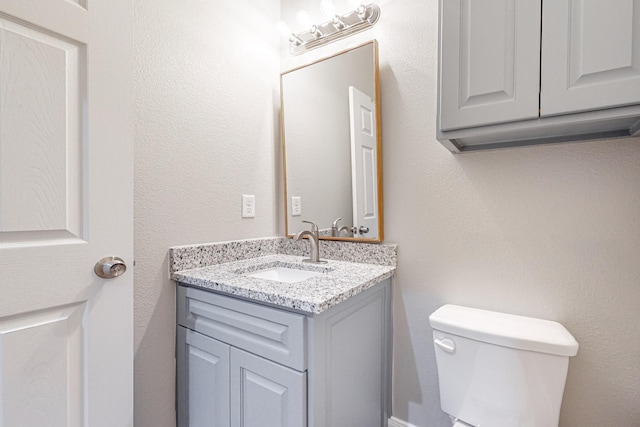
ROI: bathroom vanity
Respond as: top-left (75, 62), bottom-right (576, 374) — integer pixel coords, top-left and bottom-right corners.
top-left (170, 239), bottom-right (396, 427)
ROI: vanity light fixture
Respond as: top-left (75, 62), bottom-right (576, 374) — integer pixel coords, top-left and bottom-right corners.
top-left (279, 3), bottom-right (381, 56)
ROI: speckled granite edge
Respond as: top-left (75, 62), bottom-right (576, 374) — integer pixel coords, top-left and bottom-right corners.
top-left (172, 254), bottom-right (395, 314)
top-left (169, 237), bottom-right (397, 274)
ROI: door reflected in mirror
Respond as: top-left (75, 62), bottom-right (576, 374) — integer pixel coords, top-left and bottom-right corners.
top-left (281, 41), bottom-right (383, 242)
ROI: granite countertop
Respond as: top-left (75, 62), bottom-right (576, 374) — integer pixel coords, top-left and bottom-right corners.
top-left (171, 254), bottom-right (395, 314)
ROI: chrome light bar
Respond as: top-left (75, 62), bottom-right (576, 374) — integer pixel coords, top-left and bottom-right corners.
top-left (287, 4), bottom-right (380, 56)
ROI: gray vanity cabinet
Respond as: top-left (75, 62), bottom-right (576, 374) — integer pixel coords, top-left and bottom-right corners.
top-left (176, 279), bottom-right (392, 427)
top-left (177, 327), bottom-right (305, 427)
top-left (438, 0), bottom-right (640, 152)
top-left (176, 286), bottom-right (308, 427)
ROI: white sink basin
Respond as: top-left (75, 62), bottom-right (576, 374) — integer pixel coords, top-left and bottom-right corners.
top-left (244, 266), bottom-right (322, 283)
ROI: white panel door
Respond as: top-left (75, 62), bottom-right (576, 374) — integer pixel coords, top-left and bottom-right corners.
top-left (541, 0), bottom-right (640, 116)
top-left (0, 0), bottom-right (133, 426)
top-left (349, 86), bottom-right (378, 239)
top-left (439, 0), bottom-right (541, 131)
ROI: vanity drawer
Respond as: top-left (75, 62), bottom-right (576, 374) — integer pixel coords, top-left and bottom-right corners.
top-left (177, 285), bottom-right (307, 371)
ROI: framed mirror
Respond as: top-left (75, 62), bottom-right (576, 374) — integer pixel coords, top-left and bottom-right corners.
top-left (281, 41), bottom-right (383, 242)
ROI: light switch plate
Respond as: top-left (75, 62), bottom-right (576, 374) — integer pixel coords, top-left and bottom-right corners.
top-left (242, 195), bottom-right (255, 218)
top-left (291, 196), bottom-right (301, 216)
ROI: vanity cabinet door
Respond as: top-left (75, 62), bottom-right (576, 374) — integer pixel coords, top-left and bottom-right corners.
top-left (230, 347), bottom-right (307, 427)
top-left (177, 327), bottom-right (230, 427)
top-left (439, 0), bottom-right (542, 131)
top-left (541, 0), bottom-right (640, 116)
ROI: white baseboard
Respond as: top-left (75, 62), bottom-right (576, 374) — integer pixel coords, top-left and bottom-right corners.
top-left (389, 416), bottom-right (420, 427)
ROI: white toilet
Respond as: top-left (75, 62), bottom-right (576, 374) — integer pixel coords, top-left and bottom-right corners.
top-left (429, 305), bottom-right (579, 427)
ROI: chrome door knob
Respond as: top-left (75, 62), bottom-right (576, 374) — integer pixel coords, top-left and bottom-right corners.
top-left (94, 256), bottom-right (127, 279)
top-left (358, 226), bottom-right (370, 234)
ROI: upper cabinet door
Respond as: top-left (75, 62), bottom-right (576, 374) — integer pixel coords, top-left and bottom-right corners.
top-left (541, 0), bottom-right (640, 116)
top-left (439, 0), bottom-right (542, 131)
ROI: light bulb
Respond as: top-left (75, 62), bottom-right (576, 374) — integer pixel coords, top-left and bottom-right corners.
top-left (356, 4), bottom-right (368, 20)
top-left (320, 0), bottom-right (336, 18)
top-left (310, 25), bottom-right (324, 39)
top-left (276, 21), bottom-right (292, 38)
top-left (289, 34), bottom-right (303, 46)
top-left (332, 15), bottom-right (345, 30)
top-left (296, 10), bottom-right (313, 29)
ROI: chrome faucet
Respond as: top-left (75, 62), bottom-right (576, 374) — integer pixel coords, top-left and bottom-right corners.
top-left (331, 218), bottom-right (342, 237)
top-left (294, 220), bottom-right (326, 263)
top-left (331, 217), bottom-right (354, 237)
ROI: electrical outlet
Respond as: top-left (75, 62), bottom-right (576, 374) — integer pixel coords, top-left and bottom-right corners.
top-left (291, 196), bottom-right (301, 216)
top-left (242, 195), bottom-right (255, 218)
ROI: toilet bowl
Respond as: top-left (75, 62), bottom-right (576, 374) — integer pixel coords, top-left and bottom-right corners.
top-left (429, 305), bottom-right (579, 427)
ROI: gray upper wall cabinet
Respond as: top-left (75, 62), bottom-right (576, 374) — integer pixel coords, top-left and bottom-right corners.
top-left (439, 0), bottom-right (542, 131)
top-left (437, 0), bottom-right (640, 153)
top-left (541, 1), bottom-right (640, 116)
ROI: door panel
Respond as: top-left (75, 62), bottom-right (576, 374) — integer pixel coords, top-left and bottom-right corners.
top-left (231, 348), bottom-right (306, 427)
top-left (0, 0), bottom-right (133, 425)
top-left (541, 0), bottom-right (640, 115)
top-left (349, 86), bottom-right (378, 239)
top-left (0, 303), bottom-right (85, 426)
top-left (439, 0), bottom-right (541, 130)
top-left (0, 16), bottom-right (83, 236)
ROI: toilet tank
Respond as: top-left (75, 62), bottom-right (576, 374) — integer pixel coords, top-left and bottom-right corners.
top-left (429, 305), bottom-right (579, 427)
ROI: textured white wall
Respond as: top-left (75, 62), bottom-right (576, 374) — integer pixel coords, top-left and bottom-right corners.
top-left (281, 0), bottom-right (640, 426)
top-left (133, 0), bottom-right (280, 425)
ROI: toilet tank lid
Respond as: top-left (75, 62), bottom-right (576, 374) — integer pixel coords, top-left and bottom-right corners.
top-left (429, 305), bottom-right (579, 357)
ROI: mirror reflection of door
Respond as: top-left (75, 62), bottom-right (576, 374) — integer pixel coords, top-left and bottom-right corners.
top-left (349, 86), bottom-right (378, 238)
top-left (281, 41), bottom-right (383, 242)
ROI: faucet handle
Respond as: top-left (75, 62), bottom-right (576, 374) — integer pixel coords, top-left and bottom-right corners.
top-left (302, 220), bottom-right (318, 233)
